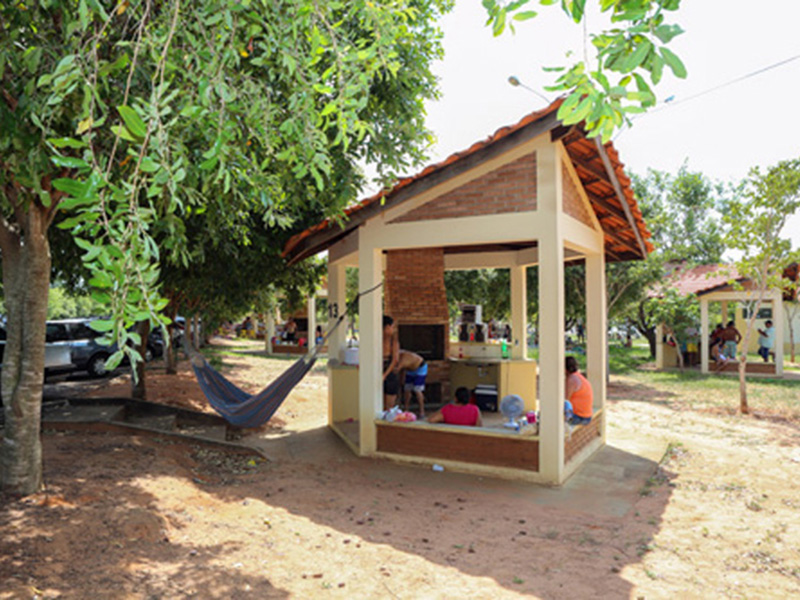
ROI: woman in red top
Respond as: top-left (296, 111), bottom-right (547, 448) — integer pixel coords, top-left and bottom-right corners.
top-left (428, 387), bottom-right (482, 427)
top-left (565, 356), bottom-right (593, 425)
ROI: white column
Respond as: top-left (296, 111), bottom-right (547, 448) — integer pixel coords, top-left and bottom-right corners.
top-left (721, 301), bottom-right (729, 324)
top-left (307, 294), bottom-right (317, 349)
top-left (700, 299), bottom-right (709, 374)
top-left (358, 229), bottom-right (382, 455)
top-left (585, 252), bottom-right (606, 443)
top-left (327, 261), bottom-right (348, 362)
top-left (510, 265), bottom-right (528, 360)
top-left (537, 143), bottom-right (565, 484)
top-left (773, 291), bottom-right (785, 376)
top-left (265, 313), bottom-right (275, 354)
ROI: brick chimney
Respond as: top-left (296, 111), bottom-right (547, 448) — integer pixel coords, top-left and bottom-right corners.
top-left (384, 248), bottom-right (451, 403)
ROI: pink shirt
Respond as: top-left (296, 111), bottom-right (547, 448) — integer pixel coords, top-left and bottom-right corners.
top-left (441, 403), bottom-right (480, 426)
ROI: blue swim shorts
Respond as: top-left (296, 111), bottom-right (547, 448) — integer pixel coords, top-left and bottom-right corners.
top-left (404, 362), bottom-right (428, 392)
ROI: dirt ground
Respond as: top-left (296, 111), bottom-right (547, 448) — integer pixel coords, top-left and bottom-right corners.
top-left (2, 338), bottom-right (800, 599)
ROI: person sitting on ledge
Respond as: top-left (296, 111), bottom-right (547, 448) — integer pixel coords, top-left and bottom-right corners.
top-left (565, 356), bottom-right (593, 425)
top-left (428, 386), bottom-right (482, 427)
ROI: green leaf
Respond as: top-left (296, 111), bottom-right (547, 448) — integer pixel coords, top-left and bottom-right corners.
top-left (82, 244), bottom-right (103, 262)
top-left (650, 54), bottom-right (664, 85)
top-left (198, 155), bottom-right (218, 171)
top-left (106, 350), bottom-right (125, 370)
top-left (111, 125), bottom-right (139, 143)
top-left (140, 157), bottom-right (159, 173)
top-left (48, 137), bottom-right (88, 149)
top-left (89, 273), bottom-right (113, 289)
top-left (624, 39), bottom-right (652, 71)
top-left (512, 10), bottom-right (537, 21)
top-left (98, 53), bottom-right (130, 77)
top-left (653, 24), bottom-right (683, 44)
top-left (52, 178), bottom-right (87, 197)
top-left (118, 105), bottom-right (147, 139)
top-left (78, 0), bottom-right (90, 31)
top-left (51, 155), bottom-right (89, 169)
top-left (660, 47), bottom-right (686, 78)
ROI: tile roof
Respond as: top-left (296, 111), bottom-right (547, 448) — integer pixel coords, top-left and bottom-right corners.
top-left (653, 263), bottom-right (742, 297)
top-left (283, 98), bottom-right (653, 264)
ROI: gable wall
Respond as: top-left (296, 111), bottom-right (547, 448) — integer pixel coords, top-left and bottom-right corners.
top-left (562, 162), bottom-right (594, 228)
top-left (390, 152), bottom-right (537, 224)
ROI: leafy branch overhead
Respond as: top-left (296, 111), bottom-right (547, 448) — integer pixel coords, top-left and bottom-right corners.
top-left (2, 0), bottom-right (449, 371)
top-left (483, 0), bottom-right (686, 141)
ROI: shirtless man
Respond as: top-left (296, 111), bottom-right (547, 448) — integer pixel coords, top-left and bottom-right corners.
top-left (382, 316), bottom-right (400, 410)
top-left (398, 349), bottom-right (427, 417)
top-left (721, 320), bottom-right (741, 359)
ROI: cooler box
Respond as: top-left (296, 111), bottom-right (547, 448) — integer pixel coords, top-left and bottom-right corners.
top-left (473, 384), bottom-right (498, 412)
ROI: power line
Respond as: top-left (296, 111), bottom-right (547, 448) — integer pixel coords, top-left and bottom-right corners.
top-left (614, 52), bottom-right (800, 139)
top-left (650, 52), bottom-right (800, 113)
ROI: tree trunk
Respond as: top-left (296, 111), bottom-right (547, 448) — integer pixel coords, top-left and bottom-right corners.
top-left (738, 353), bottom-right (748, 414)
top-left (644, 328), bottom-right (656, 359)
top-left (739, 292), bottom-right (767, 415)
top-left (1, 206), bottom-right (51, 496)
top-left (131, 320), bottom-right (150, 400)
top-left (666, 328), bottom-right (684, 371)
top-left (635, 300), bottom-right (657, 358)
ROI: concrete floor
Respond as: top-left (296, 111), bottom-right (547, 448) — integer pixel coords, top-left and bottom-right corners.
top-left (250, 420), bottom-right (668, 519)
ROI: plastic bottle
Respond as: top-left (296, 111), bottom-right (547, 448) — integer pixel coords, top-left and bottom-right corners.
top-left (501, 339), bottom-right (509, 359)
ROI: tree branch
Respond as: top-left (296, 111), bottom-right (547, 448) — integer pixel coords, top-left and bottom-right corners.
top-left (0, 87), bottom-right (18, 112)
top-left (4, 182), bottom-right (25, 231)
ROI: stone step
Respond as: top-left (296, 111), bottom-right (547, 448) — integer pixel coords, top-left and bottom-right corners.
top-left (176, 424), bottom-right (228, 441)
top-left (42, 404), bottom-right (125, 424)
top-left (124, 414), bottom-right (177, 432)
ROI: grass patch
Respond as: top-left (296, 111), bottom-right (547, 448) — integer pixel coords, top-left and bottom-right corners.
top-left (527, 341), bottom-right (652, 375)
top-left (616, 368), bottom-right (800, 420)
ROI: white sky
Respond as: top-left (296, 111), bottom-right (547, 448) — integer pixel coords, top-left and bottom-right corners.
top-left (420, 0), bottom-right (800, 250)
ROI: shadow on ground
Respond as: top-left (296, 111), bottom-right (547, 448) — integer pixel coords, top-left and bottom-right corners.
top-left (0, 433), bottom-right (289, 599)
top-left (1, 421), bottom-right (674, 598)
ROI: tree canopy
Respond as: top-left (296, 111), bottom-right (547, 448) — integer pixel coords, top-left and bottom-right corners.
top-left (1, 0), bottom-right (451, 496)
top-left (724, 157), bottom-right (800, 413)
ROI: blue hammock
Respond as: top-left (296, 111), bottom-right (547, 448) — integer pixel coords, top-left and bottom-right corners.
top-left (184, 283), bottom-right (379, 428)
top-left (188, 349), bottom-right (317, 428)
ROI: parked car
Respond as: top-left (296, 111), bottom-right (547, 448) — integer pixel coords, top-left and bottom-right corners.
top-left (45, 318), bottom-right (164, 378)
top-left (0, 325), bottom-right (74, 374)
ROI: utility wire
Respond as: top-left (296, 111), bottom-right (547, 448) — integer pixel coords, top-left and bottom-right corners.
top-left (649, 52), bottom-right (800, 114)
top-left (614, 52), bottom-right (800, 139)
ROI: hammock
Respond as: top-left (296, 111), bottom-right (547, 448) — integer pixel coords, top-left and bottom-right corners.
top-left (183, 283), bottom-right (379, 428)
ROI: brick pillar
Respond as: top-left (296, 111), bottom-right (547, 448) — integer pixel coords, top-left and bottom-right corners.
top-left (384, 248), bottom-right (451, 403)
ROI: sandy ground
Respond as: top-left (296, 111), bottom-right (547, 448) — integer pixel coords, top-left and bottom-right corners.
top-left (2, 338), bottom-right (800, 599)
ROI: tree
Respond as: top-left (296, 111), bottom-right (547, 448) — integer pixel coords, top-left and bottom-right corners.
top-left (484, 0), bottom-right (686, 141)
top-left (631, 165), bottom-right (728, 264)
top-left (1, 0), bottom-right (450, 496)
top-left (610, 166), bottom-right (728, 357)
top-left (724, 158), bottom-right (800, 414)
top-left (647, 286), bottom-right (699, 370)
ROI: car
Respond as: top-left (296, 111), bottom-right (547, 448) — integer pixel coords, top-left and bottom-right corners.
top-left (0, 325), bottom-right (74, 374)
top-left (45, 318), bottom-right (164, 378)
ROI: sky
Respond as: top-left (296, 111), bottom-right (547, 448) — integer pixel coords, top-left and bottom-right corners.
top-left (419, 0), bottom-right (800, 250)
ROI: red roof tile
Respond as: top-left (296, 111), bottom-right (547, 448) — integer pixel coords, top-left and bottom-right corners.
top-left (283, 98), bottom-right (652, 263)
